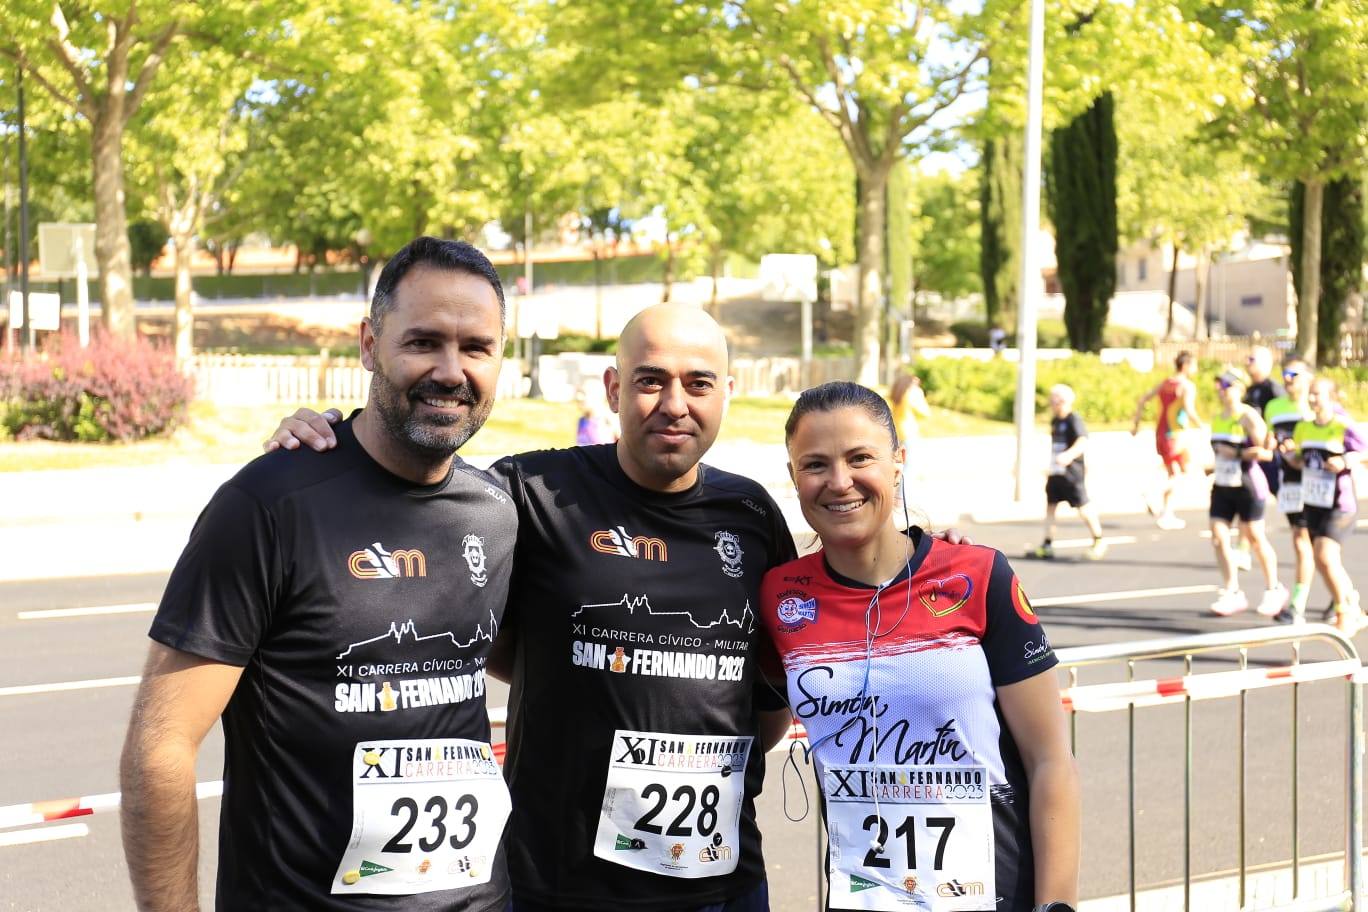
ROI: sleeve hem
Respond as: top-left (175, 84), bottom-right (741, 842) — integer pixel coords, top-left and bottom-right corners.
top-left (149, 620), bottom-right (254, 667)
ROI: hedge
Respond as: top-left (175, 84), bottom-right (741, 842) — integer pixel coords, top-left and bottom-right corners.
top-left (0, 332), bottom-right (192, 442)
top-left (911, 354), bottom-right (1368, 426)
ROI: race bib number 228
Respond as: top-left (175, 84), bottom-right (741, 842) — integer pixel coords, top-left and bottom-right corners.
top-left (594, 730), bottom-right (752, 879)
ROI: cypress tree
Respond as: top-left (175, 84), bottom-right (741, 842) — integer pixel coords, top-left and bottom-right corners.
top-left (1290, 176), bottom-right (1365, 366)
top-left (979, 137), bottom-right (1021, 331)
top-left (1048, 91), bottom-right (1118, 353)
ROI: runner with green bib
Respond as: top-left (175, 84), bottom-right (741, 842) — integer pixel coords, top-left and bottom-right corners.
top-left (1286, 377), bottom-right (1365, 634)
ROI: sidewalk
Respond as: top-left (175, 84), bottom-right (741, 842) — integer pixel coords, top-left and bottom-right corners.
top-left (0, 431), bottom-right (1223, 584)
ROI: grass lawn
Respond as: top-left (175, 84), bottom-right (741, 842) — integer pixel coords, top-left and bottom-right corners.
top-left (0, 396), bottom-right (1016, 473)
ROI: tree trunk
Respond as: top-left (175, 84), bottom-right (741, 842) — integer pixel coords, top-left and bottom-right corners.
top-left (172, 230), bottom-right (195, 365)
top-left (707, 245), bottom-right (723, 320)
top-left (91, 111), bottom-right (136, 337)
top-left (1165, 241), bottom-right (1181, 340)
top-left (660, 237), bottom-right (674, 303)
top-left (1193, 248), bottom-right (1209, 341)
top-left (1296, 178), bottom-right (1324, 364)
top-left (855, 167), bottom-right (890, 386)
top-left (593, 246), bottom-right (603, 339)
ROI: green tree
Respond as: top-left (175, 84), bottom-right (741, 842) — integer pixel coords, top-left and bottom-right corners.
top-left (128, 45), bottom-right (255, 361)
top-left (1215, 0), bottom-right (1368, 362)
top-left (2, 1), bottom-right (203, 336)
top-left (127, 219), bottom-right (168, 276)
top-left (725, 1), bottom-right (989, 384)
top-left (979, 136), bottom-right (1021, 330)
top-left (1291, 176), bottom-right (1366, 366)
top-left (1049, 91), bottom-right (1117, 353)
top-left (906, 168), bottom-right (981, 308)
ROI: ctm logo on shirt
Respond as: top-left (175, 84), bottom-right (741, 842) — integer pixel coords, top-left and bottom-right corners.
top-left (348, 542), bottom-right (428, 579)
top-left (589, 525), bottom-right (668, 561)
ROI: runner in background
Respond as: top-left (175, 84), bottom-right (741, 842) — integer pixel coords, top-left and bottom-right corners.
top-left (888, 372), bottom-right (930, 482)
top-left (760, 381), bottom-right (1079, 912)
top-left (574, 379), bottom-right (619, 445)
top-left (1286, 377), bottom-right (1365, 634)
top-left (1261, 358), bottom-right (1314, 622)
top-left (1206, 367), bottom-right (1288, 618)
top-left (1132, 351), bottom-right (1202, 530)
top-left (1029, 384), bottom-right (1106, 561)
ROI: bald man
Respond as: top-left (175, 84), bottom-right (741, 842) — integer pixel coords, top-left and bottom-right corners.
top-left (269, 303), bottom-right (797, 912)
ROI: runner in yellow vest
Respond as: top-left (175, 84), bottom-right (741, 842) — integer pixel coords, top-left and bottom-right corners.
top-left (1285, 377), bottom-right (1365, 634)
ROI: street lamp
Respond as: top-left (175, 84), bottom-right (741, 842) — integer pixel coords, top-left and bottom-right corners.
top-left (1013, 0), bottom-right (1046, 501)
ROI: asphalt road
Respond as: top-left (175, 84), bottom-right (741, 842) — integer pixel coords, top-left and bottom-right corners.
top-left (2, 505), bottom-right (1365, 911)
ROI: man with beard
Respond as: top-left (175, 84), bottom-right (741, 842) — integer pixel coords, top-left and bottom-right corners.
top-left (121, 237), bottom-right (517, 912)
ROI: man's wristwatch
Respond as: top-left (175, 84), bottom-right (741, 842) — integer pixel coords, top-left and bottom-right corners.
top-left (1033, 904), bottom-right (1076, 912)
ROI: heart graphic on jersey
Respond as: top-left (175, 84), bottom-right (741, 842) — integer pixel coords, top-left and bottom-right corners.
top-left (918, 573), bottom-right (973, 617)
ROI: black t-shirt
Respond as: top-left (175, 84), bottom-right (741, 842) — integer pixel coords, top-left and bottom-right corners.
top-left (1049, 412), bottom-right (1087, 483)
top-left (491, 445), bottom-right (796, 911)
top-left (1244, 378), bottom-right (1286, 415)
top-left (149, 418), bottom-right (517, 911)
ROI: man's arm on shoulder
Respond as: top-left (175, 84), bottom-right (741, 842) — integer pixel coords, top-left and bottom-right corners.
top-left (120, 643), bottom-right (244, 912)
top-left (263, 407), bottom-right (343, 453)
top-left (760, 708), bottom-right (796, 753)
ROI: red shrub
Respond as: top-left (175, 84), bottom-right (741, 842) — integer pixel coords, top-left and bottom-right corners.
top-left (0, 331), bottom-right (193, 442)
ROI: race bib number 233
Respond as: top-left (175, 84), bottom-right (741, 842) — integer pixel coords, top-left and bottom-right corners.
top-left (331, 738), bottom-right (511, 896)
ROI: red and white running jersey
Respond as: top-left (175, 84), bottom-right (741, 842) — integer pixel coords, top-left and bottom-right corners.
top-left (759, 532), bottom-right (1058, 912)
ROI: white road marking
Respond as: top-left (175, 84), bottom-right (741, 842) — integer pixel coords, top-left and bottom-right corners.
top-left (0, 676), bottom-right (140, 698)
top-left (17, 602), bottom-right (156, 621)
top-left (1358, 518), bottom-right (1367, 529)
top-left (1034, 584), bottom-right (1220, 608)
top-left (1032, 535), bottom-right (1138, 549)
top-left (0, 823), bottom-right (89, 847)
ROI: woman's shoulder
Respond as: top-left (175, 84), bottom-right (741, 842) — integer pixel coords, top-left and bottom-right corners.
top-left (761, 550), bottom-right (823, 589)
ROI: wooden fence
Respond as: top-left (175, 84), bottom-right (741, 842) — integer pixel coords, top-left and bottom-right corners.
top-left (189, 353), bottom-right (860, 405)
top-left (1154, 331), bottom-right (1368, 368)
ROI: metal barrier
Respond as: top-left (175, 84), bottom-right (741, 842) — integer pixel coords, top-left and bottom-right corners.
top-left (1056, 624), bottom-right (1364, 912)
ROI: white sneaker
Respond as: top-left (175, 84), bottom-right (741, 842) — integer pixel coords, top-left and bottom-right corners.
top-left (1210, 589), bottom-right (1249, 617)
top-left (1232, 548), bottom-right (1252, 572)
top-left (1256, 584), bottom-right (1289, 617)
top-left (1157, 514), bottom-right (1186, 531)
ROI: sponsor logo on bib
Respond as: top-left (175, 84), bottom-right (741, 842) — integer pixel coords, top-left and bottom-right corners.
top-left (851, 874), bottom-right (880, 893)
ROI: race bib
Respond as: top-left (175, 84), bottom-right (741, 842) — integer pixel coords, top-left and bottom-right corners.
top-left (594, 730), bottom-right (752, 878)
top-left (824, 764), bottom-right (996, 912)
top-left (1277, 481), bottom-right (1304, 514)
top-left (1213, 455), bottom-right (1243, 488)
top-left (1049, 442), bottom-right (1067, 476)
top-left (1303, 468), bottom-right (1337, 509)
top-left (331, 739), bottom-right (511, 896)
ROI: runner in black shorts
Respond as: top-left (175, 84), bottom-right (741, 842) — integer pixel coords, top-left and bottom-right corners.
top-left (1206, 368), bottom-right (1286, 619)
top-left (1031, 385), bottom-right (1105, 560)
top-left (1263, 358), bottom-right (1314, 622)
top-left (1287, 378), bottom-right (1365, 633)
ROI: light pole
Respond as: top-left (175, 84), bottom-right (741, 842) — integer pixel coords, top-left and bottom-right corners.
top-left (1013, 0), bottom-right (1046, 501)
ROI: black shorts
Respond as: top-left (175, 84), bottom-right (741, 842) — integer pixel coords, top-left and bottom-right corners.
top-left (1285, 511), bottom-right (1309, 529)
top-left (1304, 507), bottom-right (1356, 543)
top-left (1046, 475), bottom-right (1088, 507)
top-left (1210, 486), bottom-right (1266, 523)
